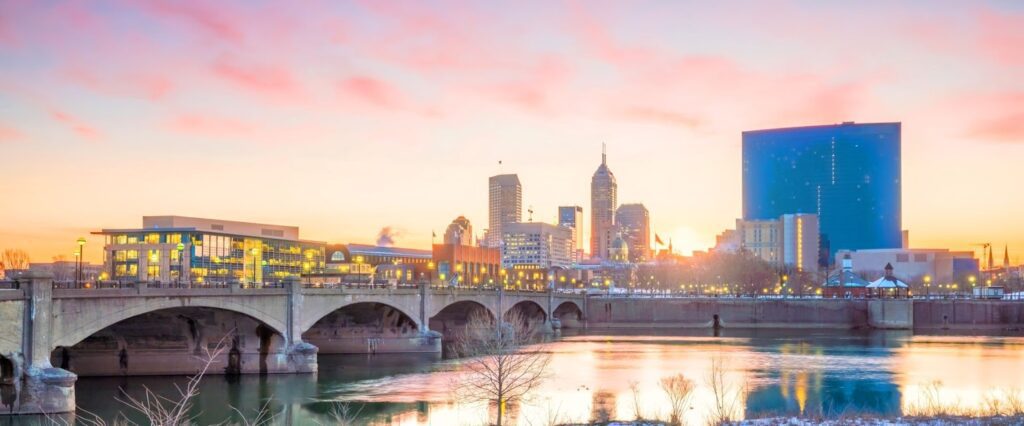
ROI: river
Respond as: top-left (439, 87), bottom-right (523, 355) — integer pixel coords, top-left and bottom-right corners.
top-left (19, 328), bottom-right (1024, 425)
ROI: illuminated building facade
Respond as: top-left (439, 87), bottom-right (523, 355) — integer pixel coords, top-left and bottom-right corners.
top-left (487, 174), bottom-right (522, 248)
top-left (325, 243), bottom-right (432, 284)
top-left (94, 216), bottom-right (325, 285)
top-left (558, 205), bottom-right (584, 262)
top-left (743, 122), bottom-right (902, 261)
top-left (737, 213), bottom-right (819, 273)
top-left (501, 222), bottom-right (574, 270)
top-left (432, 244), bottom-right (501, 286)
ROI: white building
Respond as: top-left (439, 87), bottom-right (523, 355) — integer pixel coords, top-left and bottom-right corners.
top-left (735, 213), bottom-right (819, 273)
top-left (835, 248), bottom-right (977, 284)
top-left (501, 222), bottom-right (574, 270)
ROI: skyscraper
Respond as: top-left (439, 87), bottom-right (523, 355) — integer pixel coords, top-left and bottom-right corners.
top-left (558, 205), bottom-right (584, 262)
top-left (443, 216), bottom-right (473, 246)
top-left (616, 203), bottom-right (650, 263)
top-left (742, 122), bottom-right (901, 263)
top-left (487, 174), bottom-right (522, 248)
top-left (591, 146), bottom-right (617, 260)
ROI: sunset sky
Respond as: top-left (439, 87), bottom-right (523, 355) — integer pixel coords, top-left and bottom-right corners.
top-left (1, 1), bottom-right (1022, 264)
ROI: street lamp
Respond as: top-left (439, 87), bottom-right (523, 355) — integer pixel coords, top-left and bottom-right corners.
top-left (923, 275), bottom-right (931, 299)
top-left (176, 242), bottom-right (185, 286)
top-left (76, 237), bottom-right (86, 287)
top-left (250, 247), bottom-right (259, 286)
top-left (73, 250), bottom-right (81, 287)
top-left (427, 261), bottom-right (435, 287)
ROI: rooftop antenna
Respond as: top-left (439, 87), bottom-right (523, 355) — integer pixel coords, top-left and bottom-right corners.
top-left (601, 142), bottom-right (607, 165)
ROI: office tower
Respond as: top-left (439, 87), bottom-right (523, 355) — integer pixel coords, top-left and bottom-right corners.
top-left (558, 205), bottom-right (583, 261)
top-left (615, 203), bottom-right (650, 263)
top-left (590, 146), bottom-right (617, 259)
top-left (736, 213), bottom-right (820, 274)
top-left (487, 174), bottom-right (522, 248)
top-left (444, 216), bottom-right (474, 246)
top-left (742, 122), bottom-right (901, 263)
top-left (501, 222), bottom-right (574, 269)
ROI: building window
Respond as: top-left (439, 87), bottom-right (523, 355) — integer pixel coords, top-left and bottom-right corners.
top-left (896, 254), bottom-right (909, 263)
top-left (914, 253), bottom-right (927, 262)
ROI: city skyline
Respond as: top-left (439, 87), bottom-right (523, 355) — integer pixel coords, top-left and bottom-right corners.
top-left (2, 1), bottom-right (1023, 263)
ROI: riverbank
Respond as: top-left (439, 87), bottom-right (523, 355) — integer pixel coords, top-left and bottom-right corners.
top-left (729, 414), bottom-right (1024, 425)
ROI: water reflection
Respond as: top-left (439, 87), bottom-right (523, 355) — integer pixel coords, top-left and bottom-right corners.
top-left (13, 328), bottom-right (1023, 425)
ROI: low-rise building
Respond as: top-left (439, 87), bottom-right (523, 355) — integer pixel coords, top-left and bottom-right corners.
top-left (93, 216), bottom-right (326, 285)
top-left (432, 243), bottom-right (501, 286)
top-left (835, 248), bottom-right (977, 285)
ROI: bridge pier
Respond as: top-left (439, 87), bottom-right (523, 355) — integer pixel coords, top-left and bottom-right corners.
top-left (7, 273), bottom-right (77, 414)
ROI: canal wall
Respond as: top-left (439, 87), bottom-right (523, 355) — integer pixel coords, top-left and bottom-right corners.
top-left (585, 298), bottom-right (870, 329)
top-left (913, 300), bottom-right (1024, 330)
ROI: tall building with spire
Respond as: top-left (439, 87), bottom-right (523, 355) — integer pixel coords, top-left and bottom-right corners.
top-left (487, 174), bottom-right (522, 248)
top-left (591, 145), bottom-right (617, 260)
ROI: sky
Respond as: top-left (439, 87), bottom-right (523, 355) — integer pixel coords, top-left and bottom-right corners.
top-left (1, 0), bottom-right (1023, 264)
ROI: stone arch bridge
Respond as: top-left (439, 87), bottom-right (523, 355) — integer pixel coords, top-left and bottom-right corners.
top-left (0, 273), bottom-right (585, 414)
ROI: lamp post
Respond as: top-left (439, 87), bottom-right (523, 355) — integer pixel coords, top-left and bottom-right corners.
top-left (73, 249), bottom-right (81, 288)
top-left (76, 237), bottom-right (86, 286)
top-left (923, 275), bottom-right (931, 299)
top-left (427, 261), bottom-right (435, 287)
top-left (250, 247), bottom-right (259, 287)
top-left (176, 242), bottom-right (185, 286)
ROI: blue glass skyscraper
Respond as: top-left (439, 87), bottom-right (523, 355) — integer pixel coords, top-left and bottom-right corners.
top-left (742, 122), bottom-right (902, 263)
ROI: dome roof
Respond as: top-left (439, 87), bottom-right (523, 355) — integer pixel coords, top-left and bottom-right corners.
top-left (611, 235), bottom-right (628, 250)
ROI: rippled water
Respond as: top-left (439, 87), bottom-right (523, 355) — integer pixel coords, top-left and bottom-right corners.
top-left (31, 329), bottom-right (1024, 425)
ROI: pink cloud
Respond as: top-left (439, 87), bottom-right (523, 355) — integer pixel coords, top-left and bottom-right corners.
top-left (0, 123), bottom-right (23, 142)
top-left (140, 0), bottom-right (244, 45)
top-left (48, 108), bottom-right (100, 140)
top-left (167, 114), bottom-right (255, 137)
top-left (566, 2), bottom-right (656, 69)
top-left (338, 76), bottom-right (401, 109)
top-left (976, 7), bottom-right (1024, 67)
top-left (951, 92), bottom-right (1024, 143)
top-left (63, 67), bottom-right (174, 101)
top-left (211, 56), bottom-right (304, 101)
top-left (620, 107), bottom-right (701, 129)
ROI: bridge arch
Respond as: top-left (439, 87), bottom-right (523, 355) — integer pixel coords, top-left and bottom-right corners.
top-left (552, 300), bottom-right (584, 328)
top-left (301, 301), bottom-right (423, 354)
top-left (429, 300), bottom-right (496, 339)
top-left (52, 305), bottom-right (286, 376)
top-left (53, 299), bottom-right (287, 351)
top-left (299, 299), bottom-right (421, 333)
top-left (502, 299), bottom-right (548, 322)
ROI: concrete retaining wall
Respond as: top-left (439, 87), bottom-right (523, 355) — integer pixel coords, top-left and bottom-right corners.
top-left (914, 300), bottom-right (1024, 330)
top-left (585, 298), bottom-right (870, 329)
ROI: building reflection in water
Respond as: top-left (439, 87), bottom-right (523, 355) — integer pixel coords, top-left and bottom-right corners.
top-left (55, 330), bottom-right (1024, 425)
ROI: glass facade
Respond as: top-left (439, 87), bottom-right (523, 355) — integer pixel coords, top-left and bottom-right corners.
top-left (100, 230), bottom-right (325, 285)
top-left (742, 122), bottom-right (902, 260)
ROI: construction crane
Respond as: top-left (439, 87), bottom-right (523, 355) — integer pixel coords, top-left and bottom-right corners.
top-left (972, 243), bottom-right (992, 284)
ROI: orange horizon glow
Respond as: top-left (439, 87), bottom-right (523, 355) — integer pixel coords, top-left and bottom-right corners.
top-left (1, 2), bottom-right (1022, 265)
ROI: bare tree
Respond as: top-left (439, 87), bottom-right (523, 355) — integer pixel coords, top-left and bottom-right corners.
top-left (451, 309), bottom-right (551, 426)
top-left (1, 249), bottom-right (30, 276)
top-left (115, 334), bottom-right (234, 425)
top-left (629, 380), bottom-right (645, 420)
top-left (660, 373), bottom-right (696, 425)
top-left (705, 357), bottom-right (745, 425)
